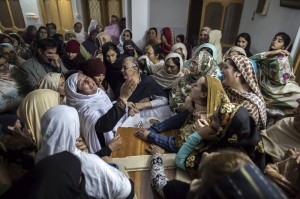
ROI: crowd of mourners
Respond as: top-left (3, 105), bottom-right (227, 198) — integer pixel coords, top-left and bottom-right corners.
top-left (0, 15), bottom-right (299, 199)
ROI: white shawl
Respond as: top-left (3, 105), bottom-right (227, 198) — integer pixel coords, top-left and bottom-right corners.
top-left (65, 73), bottom-right (114, 153)
top-left (35, 105), bottom-right (131, 199)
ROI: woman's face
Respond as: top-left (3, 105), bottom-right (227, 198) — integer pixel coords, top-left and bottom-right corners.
top-left (176, 37), bottom-right (181, 43)
top-left (189, 56), bottom-right (198, 74)
top-left (39, 28), bottom-right (48, 39)
top-left (105, 49), bottom-right (118, 64)
top-left (11, 37), bottom-right (19, 47)
top-left (237, 37), bottom-right (248, 49)
top-left (121, 59), bottom-right (138, 79)
top-left (229, 50), bottom-right (239, 57)
top-left (221, 60), bottom-right (240, 87)
top-left (148, 29), bottom-right (157, 39)
top-left (92, 74), bottom-right (105, 85)
top-left (0, 57), bottom-right (9, 73)
top-left (189, 77), bottom-right (206, 102)
top-left (145, 45), bottom-right (158, 62)
top-left (123, 31), bottom-right (131, 41)
top-left (165, 58), bottom-right (179, 75)
top-left (77, 73), bottom-right (97, 95)
top-left (2, 47), bottom-right (16, 63)
top-left (57, 76), bottom-right (65, 96)
top-left (74, 23), bottom-right (82, 33)
top-left (270, 36), bottom-right (285, 50)
top-left (67, 52), bottom-right (78, 60)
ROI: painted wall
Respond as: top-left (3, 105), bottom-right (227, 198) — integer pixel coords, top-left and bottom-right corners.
top-left (149, 0), bottom-right (189, 36)
top-left (19, 0), bottom-right (43, 28)
top-left (239, 0), bottom-right (300, 54)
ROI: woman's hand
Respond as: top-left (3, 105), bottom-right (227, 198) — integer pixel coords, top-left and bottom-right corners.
top-left (119, 77), bottom-right (138, 102)
top-left (135, 102), bottom-right (152, 110)
top-left (76, 137), bottom-right (89, 153)
top-left (108, 134), bottom-right (122, 152)
top-left (128, 102), bottom-right (139, 116)
top-left (194, 119), bottom-right (217, 141)
top-left (145, 144), bottom-right (165, 155)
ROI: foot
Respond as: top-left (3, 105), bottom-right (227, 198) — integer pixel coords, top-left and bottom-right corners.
top-left (134, 129), bottom-right (149, 141)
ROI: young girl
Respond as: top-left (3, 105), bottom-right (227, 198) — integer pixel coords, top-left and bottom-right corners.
top-left (83, 58), bottom-right (114, 100)
top-left (251, 32), bottom-right (300, 126)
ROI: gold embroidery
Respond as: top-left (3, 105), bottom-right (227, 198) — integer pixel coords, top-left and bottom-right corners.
top-left (228, 134), bottom-right (238, 143)
top-left (256, 141), bottom-right (264, 153)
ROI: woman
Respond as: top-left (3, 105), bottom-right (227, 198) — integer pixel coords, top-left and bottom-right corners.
top-left (0, 43), bottom-right (25, 67)
top-left (38, 72), bottom-right (65, 102)
top-left (209, 30), bottom-right (223, 64)
top-left (171, 43), bottom-right (188, 66)
top-left (161, 27), bottom-right (175, 56)
top-left (134, 76), bottom-right (226, 153)
top-left (63, 30), bottom-right (91, 60)
top-left (146, 27), bottom-right (161, 46)
top-left (9, 33), bottom-right (33, 60)
top-left (83, 58), bottom-right (114, 100)
top-left (30, 26), bottom-right (49, 54)
top-left (0, 54), bottom-right (21, 113)
top-left (0, 33), bottom-right (13, 44)
top-left (251, 32), bottom-right (300, 126)
top-left (122, 56), bottom-right (168, 110)
top-left (175, 100), bottom-right (265, 176)
top-left (73, 22), bottom-right (87, 43)
top-left (117, 29), bottom-right (142, 55)
top-left (22, 25), bottom-right (37, 45)
top-left (222, 55), bottom-right (267, 129)
top-left (235, 32), bottom-right (253, 57)
top-left (35, 105), bottom-right (134, 199)
top-left (151, 52), bottom-right (183, 95)
top-left (17, 89), bottom-right (61, 148)
top-left (102, 42), bottom-right (126, 98)
top-left (139, 44), bottom-right (164, 75)
top-left (169, 50), bottom-right (217, 113)
top-left (61, 39), bottom-right (86, 71)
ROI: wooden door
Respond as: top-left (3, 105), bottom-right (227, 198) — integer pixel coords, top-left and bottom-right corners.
top-left (200, 0), bottom-right (244, 48)
top-left (39, 0), bottom-right (74, 34)
top-left (0, 0), bottom-right (26, 33)
top-left (294, 46), bottom-right (300, 84)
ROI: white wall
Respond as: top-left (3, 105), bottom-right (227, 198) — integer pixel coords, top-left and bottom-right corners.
top-left (239, 0), bottom-right (300, 54)
top-left (149, 0), bottom-right (189, 36)
top-left (19, 0), bottom-right (43, 27)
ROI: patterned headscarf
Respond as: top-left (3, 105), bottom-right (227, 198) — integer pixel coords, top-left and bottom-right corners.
top-left (226, 55), bottom-right (267, 129)
top-left (185, 101), bottom-right (265, 176)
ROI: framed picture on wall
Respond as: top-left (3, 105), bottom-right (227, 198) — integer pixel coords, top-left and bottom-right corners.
top-left (280, 0), bottom-right (300, 9)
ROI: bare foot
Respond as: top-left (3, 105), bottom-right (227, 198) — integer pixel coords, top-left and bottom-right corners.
top-left (133, 129), bottom-right (149, 141)
top-left (146, 144), bottom-right (164, 155)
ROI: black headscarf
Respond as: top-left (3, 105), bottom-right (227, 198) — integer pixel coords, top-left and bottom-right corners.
top-left (185, 103), bottom-right (265, 176)
top-left (128, 74), bottom-right (167, 103)
top-left (123, 40), bottom-right (143, 56)
top-left (2, 151), bottom-right (95, 199)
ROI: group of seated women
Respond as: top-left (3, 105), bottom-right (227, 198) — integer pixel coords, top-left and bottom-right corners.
top-left (0, 22), bottom-right (299, 199)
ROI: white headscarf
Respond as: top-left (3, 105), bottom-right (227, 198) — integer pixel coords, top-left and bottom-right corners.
top-left (117, 28), bottom-right (132, 54)
top-left (171, 43), bottom-right (187, 61)
top-left (74, 22), bottom-right (86, 43)
top-left (88, 19), bottom-right (99, 34)
top-left (35, 105), bottom-right (131, 199)
top-left (65, 73), bottom-right (114, 153)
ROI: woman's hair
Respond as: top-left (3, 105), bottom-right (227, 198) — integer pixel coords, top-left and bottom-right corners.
top-left (37, 26), bottom-right (50, 40)
top-left (148, 27), bottom-right (158, 36)
top-left (226, 58), bottom-right (246, 84)
top-left (235, 33), bottom-right (251, 52)
top-left (200, 47), bottom-right (213, 57)
top-left (123, 30), bottom-right (132, 39)
top-left (124, 56), bottom-right (139, 71)
top-left (146, 44), bottom-right (163, 60)
top-left (25, 25), bottom-right (37, 35)
top-left (102, 42), bottom-right (120, 57)
top-left (272, 32), bottom-right (292, 51)
top-left (195, 150), bottom-right (252, 198)
top-left (176, 34), bottom-right (185, 43)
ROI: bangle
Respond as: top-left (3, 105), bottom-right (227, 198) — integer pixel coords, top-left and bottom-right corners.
top-left (117, 98), bottom-right (126, 109)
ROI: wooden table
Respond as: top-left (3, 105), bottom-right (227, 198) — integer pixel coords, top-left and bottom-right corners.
top-left (112, 127), bottom-right (178, 158)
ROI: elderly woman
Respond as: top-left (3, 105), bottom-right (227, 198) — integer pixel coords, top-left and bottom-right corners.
top-left (221, 55), bottom-right (267, 129)
top-left (0, 54), bottom-right (21, 113)
top-left (151, 52), bottom-right (183, 95)
top-left (175, 100), bottom-right (265, 176)
top-left (38, 72), bottom-right (65, 102)
top-left (65, 72), bottom-right (137, 153)
top-left (35, 105), bottom-right (134, 199)
top-left (138, 44), bottom-right (164, 75)
top-left (121, 57), bottom-right (167, 110)
top-left (17, 89), bottom-right (61, 148)
top-left (0, 43), bottom-right (25, 67)
top-left (169, 50), bottom-right (217, 113)
top-left (134, 76), bottom-right (226, 153)
top-left (251, 32), bottom-right (300, 126)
